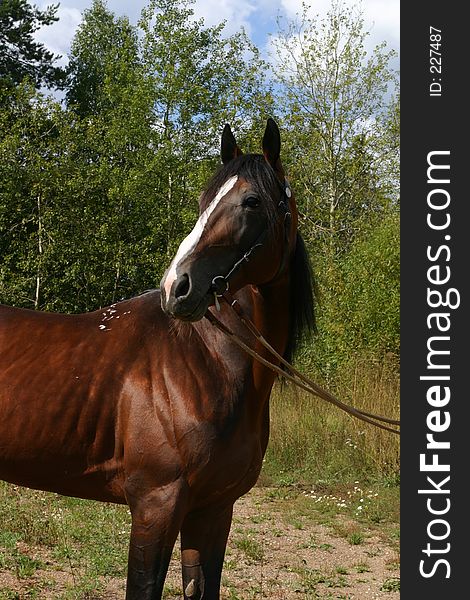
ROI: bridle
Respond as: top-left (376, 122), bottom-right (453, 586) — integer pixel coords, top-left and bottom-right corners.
top-left (210, 178), bottom-right (293, 309)
top-left (205, 177), bottom-right (400, 436)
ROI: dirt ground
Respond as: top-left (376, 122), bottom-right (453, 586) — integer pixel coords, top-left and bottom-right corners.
top-left (0, 486), bottom-right (399, 599)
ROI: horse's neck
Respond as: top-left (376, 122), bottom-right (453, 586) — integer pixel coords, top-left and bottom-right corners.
top-left (171, 278), bottom-right (290, 437)
top-left (248, 279), bottom-right (290, 358)
top-left (225, 277), bottom-right (291, 391)
top-left (234, 279), bottom-right (290, 432)
top-left (186, 277), bottom-right (290, 402)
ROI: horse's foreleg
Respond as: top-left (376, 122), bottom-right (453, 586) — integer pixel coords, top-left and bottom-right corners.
top-left (125, 481), bottom-right (187, 600)
top-left (180, 504), bottom-right (234, 600)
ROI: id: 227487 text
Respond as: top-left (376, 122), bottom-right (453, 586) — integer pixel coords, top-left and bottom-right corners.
top-left (429, 26), bottom-right (442, 97)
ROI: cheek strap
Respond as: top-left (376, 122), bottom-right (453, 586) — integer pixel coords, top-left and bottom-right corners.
top-left (210, 179), bottom-right (293, 309)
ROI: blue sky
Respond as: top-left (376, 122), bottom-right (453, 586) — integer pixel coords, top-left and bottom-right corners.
top-left (35, 0), bottom-right (399, 68)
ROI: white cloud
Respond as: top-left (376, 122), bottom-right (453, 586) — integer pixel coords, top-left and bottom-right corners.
top-left (279, 0), bottom-right (398, 52)
top-left (267, 0), bottom-right (398, 78)
top-left (362, 0), bottom-right (399, 51)
top-left (34, 5), bottom-right (83, 66)
top-left (281, 0), bottom-right (332, 17)
top-left (32, 0), bottom-right (398, 71)
top-left (190, 0), bottom-right (259, 36)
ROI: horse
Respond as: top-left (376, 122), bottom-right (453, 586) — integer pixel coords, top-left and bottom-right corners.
top-left (0, 118), bottom-right (315, 599)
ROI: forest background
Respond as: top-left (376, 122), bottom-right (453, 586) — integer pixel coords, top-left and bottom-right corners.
top-left (0, 0), bottom-right (399, 484)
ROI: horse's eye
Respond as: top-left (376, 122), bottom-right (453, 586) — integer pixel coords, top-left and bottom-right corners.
top-left (243, 196), bottom-right (260, 209)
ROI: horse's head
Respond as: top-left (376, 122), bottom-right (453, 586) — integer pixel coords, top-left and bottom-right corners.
top-left (160, 119), bottom-right (298, 321)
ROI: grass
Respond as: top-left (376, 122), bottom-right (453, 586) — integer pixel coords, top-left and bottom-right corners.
top-left (293, 565), bottom-right (349, 593)
top-left (347, 532), bottom-right (364, 546)
top-left (259, 479), bottom-right (399, 548)
top-left (354, 562), bottom-right (371, 573)
top-left (381, 577), bottom-right (401, 592)
top-left (232, 533), bottom-right (265, 563)
top-left (0, 482), bottom-right (399, 598)
top-left (299, 536), bottom-right (334, 552)
top-left (0, 482), bottom-right (130, 598)
top-left (263, 354), bottom-right (400, 487)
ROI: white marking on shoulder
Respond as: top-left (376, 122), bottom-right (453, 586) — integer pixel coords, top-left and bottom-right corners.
top-left (163, 175), bottom-right (238, 298)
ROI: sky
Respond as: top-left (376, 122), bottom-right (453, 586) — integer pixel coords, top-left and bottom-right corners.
top-left (34, 0), bottom-right (399, 69)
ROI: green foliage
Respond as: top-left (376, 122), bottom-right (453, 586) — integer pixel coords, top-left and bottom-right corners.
top-left (0, 85), bottom-right (66, 309)
top-left (306, 207), bottom-right (399, 378)
top-left (0, 0), bottom-right (65, 95)
top-left (138, 0), bottom-right (272, 257)
top-left (0, 82), bottom-right (161, 311)
top-left (272, 0), bottom-right (398, 258)
top-left (0, 0), bottom-right (399, 378)
top-left (66, 0), bottom-right (142, 117)
top-left (338, 208), bottom-right (399, 356)
top-left (1, 0), bottom-right (272, 311)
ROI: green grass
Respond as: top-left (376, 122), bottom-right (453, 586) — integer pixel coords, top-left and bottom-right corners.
top-left (263, 354), bottom-right (400, 487)
top-left (0, 481), bottom-right (399, 598)
top-left (381, 577), bottom-right (401, 592)
top-left (354, 562), bottom-right (371, 573)
top-left (0, 482), bottom-right (130, 597)
top-left (258, 480), bottom-right (399, 546)
top-left (347, 532), bottom-right (364, 546)
top-left (232, 533), bottom-right (264, 563)
top-left (293, 565), bottom-right (349, 594)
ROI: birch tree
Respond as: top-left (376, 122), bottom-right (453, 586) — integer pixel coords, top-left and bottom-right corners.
top-left (272, 0), bottom-right (398, 258)
top-left (139, 0), bottom-right (272, 256)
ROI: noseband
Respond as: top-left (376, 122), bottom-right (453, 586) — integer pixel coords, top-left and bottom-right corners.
top-left (210, 178), bottom-right (293, 310)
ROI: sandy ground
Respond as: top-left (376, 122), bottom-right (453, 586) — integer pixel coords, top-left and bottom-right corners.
top-left (0, 487), bottom-right (399, 599)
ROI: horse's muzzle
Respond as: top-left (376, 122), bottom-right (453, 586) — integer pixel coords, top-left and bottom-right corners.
top-left (160, 272), bottom-right (210, 322)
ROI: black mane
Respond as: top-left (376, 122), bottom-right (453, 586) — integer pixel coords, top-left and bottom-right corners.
top-left (285, 232), bottom-right (316, 363)
top-left (202, 154), bottom-right (316, 363)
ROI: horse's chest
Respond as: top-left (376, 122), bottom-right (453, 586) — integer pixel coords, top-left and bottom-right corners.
top-left (148, 358), bottom-right (270, 505)
top-left (175, 415), bottom-right (265, 506)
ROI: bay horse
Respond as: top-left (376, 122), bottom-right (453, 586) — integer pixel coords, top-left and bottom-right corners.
top-left (0, 119), bottom-right (315, 599)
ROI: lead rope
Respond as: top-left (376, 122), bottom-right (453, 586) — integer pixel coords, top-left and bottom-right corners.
top-left (205, 295), bottom-right (400, 436)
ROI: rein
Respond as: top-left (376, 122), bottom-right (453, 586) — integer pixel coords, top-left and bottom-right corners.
top-left (205, 295), bottom-right (400, 435)
top-left (206, 176), bottom-right (400, 435)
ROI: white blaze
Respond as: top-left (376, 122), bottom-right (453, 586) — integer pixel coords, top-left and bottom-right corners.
top-left (163, 175), bottom-right (238, 299)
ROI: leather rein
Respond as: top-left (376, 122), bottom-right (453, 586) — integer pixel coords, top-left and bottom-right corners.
top-left (205, 180), bottom-right (400, 436)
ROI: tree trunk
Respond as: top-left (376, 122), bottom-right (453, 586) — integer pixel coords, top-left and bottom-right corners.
top-left (34, 194), bottom-right (43, 310)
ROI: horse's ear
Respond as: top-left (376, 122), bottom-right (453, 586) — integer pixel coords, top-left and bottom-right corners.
top-left (221, 124), bottom-right (243, 164)
top-left (262, 118), bottom-right (281, 170)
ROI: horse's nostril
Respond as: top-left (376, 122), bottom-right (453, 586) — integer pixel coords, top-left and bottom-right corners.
top-left (174, 273), bottom-right (190, 299)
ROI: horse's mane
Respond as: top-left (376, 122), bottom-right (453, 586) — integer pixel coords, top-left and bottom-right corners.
top-left (285, 232), bottom-right (316, 363)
